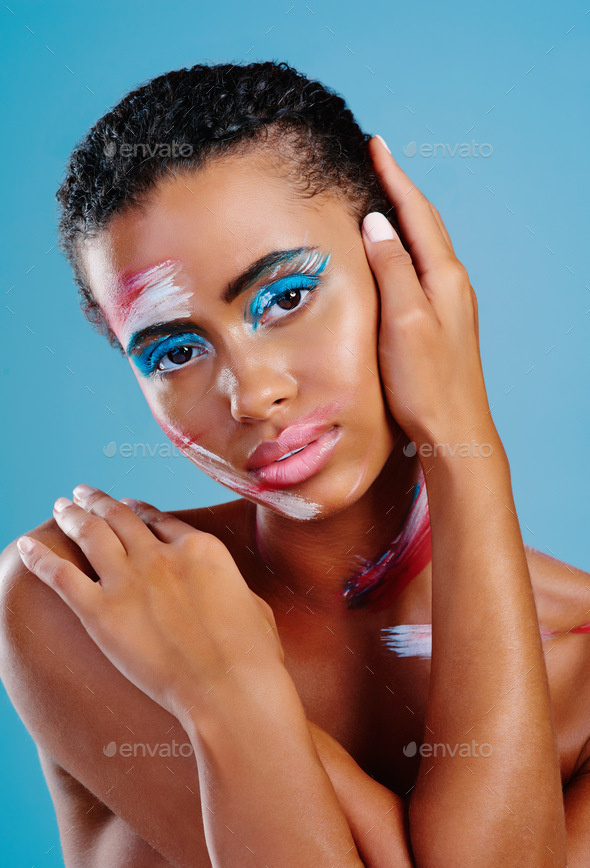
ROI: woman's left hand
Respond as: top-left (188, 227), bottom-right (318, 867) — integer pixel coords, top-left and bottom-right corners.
top-left (362, 135), bottom-right (495, 451)
top-left (16, 487), bottom-right (284, 720)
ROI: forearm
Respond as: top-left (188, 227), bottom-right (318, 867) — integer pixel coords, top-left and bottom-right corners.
top-left (309, 721), bottom-right (414, 867)
top-left (184, 662), bottom-right (363, 867)
top-left (410, 424), bottom-right (566, 865)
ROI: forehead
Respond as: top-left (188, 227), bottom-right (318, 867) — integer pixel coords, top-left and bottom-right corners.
top-left (82, 150), bottom-right (356, 309)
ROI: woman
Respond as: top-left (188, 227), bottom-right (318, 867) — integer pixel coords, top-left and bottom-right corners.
top-left (0, 60), bottom-right (586, 865)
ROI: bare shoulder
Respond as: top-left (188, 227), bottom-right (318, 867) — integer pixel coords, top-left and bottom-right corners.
top-left (524, 543), bottom-right (590, 631)
top-left (0, 503), bottom-right (229, 867)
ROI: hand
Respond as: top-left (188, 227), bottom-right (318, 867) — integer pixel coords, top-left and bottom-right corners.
top-left (362, 135), bottom-right (494, 449)
top-left (16, 487), bottom-right (284, 719)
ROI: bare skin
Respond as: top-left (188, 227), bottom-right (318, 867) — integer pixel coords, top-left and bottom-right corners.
top-left (1, 137), bottom-right (587, 865)
top-left (1, 507), bottom-right (589, 867)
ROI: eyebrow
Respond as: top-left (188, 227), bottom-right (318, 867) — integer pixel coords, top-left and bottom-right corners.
top-left (222, 246), bottom-right (318, 304)
top-left (126, 246), bottom-right (319, 354)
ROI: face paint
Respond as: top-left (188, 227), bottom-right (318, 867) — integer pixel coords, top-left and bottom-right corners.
top-left (158, 417), bottom-right (323, 521)
top-left (121, 249), bottom-right (331, 379)
top-left (109, 260), bottom-right (193, 355)
top-left (340, 465), bottom-right (432, 612)
top-left (380, 624), bottom-right (434, 659)
top-left (246, 249), bottom-right (331, 331)
top-left (380, 621), bottom-right (590, 659)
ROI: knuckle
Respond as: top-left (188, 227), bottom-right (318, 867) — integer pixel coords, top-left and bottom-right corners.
top-left (381, 243), bottom-right (413, 268)
top-left (100, 500), bottom-right (126, 521)
top-left (182, 531), bottom-right (228, 563)
top-left (45, 559), bottom-right (70, 590)
top-left (144, 509), bottom-right (167, 528)
top-left (390, 305), bottom-right (430, 337)
top-left (72, 514), bottom-right (101, 540)
top-left (438, 259), bottom-right (469, 289)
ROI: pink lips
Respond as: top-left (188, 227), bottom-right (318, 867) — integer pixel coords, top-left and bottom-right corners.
top-left (247, 420), bottom-right (339, 469)
top-left (246, 410), bottom-right (344, 489)
top-left (249, 426), bottom-right (342, 488)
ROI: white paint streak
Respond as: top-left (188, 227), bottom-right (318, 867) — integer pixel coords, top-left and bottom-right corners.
top-left (171, 429), bottom-right (321, 520)
top-left (382, 622), bottom-right (556, 659)
top-left (117, 260), bottom-right (193, 350)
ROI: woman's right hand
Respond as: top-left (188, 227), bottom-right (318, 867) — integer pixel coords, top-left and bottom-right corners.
top-left (16, 487), bottom-right (285, 722)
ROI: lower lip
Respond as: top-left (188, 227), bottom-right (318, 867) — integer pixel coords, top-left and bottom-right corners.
top-left (251, 427), bottom-right (342, 489)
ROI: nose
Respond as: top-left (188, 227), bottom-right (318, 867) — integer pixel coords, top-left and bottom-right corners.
top-left (223, 353), bottom-right (298, 423)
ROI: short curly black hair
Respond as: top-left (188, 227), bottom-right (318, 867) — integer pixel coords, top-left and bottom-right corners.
top-left (56, 60), bottom-right (396, 354)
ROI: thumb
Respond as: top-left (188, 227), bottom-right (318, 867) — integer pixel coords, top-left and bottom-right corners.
top-left (362, 212), bottom-right (426, 319)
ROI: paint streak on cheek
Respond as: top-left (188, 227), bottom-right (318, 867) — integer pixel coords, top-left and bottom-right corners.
top-left (141, 397), bottom-right (321, 521)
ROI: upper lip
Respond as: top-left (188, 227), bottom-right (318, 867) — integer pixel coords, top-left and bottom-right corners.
top-left (246, 419), bottom-right (337, 471)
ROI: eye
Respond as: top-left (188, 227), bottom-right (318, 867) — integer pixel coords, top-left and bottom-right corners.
top-left (262, 286), bottom-right (312, 321)
top-left (132, 332), bottom-right (211, 377)
top-left (156, 344), bottom-right (203, 372)
top-left (251, 275), bottom-right (321, 329)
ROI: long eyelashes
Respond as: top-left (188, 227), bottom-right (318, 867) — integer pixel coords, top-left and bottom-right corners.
top-left (247, 249), bottom-right (331, 330)
top-left (247, 275), bottom-right (320, 329)
top-left (131, 251), bottom-right (332, 378)
top-left (132, 332), bottom-right (210, 377)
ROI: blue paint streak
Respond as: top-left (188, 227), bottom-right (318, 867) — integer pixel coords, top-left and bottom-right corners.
top-left (247, 252), bottom-right (331, 330)
top-left (130, 331), bottom-right (210, 377)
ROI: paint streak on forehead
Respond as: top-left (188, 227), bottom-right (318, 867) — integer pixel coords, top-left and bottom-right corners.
top-left (107, 260), bottom-right (193, 352)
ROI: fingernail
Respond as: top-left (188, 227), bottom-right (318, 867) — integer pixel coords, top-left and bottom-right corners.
top-left (73, 484), bottom-right (97, 502)
top-left (375, 134), bottom-right (391, 154)
top-left (120, 498), bottom-right (140, 508)
top-left (17, 535), bottom-right (37, 555)
top-left (363, 212), bottom-right (397, 242)
top-left (54, 497), bottom-right (73, 513)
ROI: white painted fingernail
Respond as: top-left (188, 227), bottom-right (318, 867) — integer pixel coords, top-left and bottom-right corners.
top-left (375, 134), bottom-right (391, 154)
top-left (17, 536), bottom-right (37, 554)
top-left (363, 212), bottom-right (396, 242)
top-left (54, 497), bottom-right (73, 512)
top-left (73, 484), bottom-right (97, 502)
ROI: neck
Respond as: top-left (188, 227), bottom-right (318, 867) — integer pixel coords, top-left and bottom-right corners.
top-left (246, 442), bottom-right (431, 620)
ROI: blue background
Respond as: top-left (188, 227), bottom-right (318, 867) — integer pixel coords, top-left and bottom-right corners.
top-left (1, 0), bottom-right (588, 863)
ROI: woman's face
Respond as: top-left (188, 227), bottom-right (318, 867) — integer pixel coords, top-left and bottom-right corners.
top-left (83, 148), bottom-right (399, 520)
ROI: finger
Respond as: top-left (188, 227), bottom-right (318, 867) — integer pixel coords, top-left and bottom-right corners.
top-left (52, 496), bottom-right (128, 576)
top-left (16, 534), bottom-right (100, 622)
top-left (119, 498), bottom-right (198, 544)
top-left (429, 203), bottom-right (455, 254)
top-left (362, 212), bottom-right (431, 314)
top-left (369, 135), bottom-right (456, 277)
top-left (71, 485), bottom-right (159, 552)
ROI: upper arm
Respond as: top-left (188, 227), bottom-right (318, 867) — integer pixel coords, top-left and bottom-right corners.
top-left (37, 748), bottom-right (173, 867)
top-left (0, 522), bottom-right (212, 868)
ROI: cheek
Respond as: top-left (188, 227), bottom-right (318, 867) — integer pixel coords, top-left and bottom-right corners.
top-left (134, 375), bottom-right (211, 452)
top-left (315, 279), bottom-right (380, 389)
